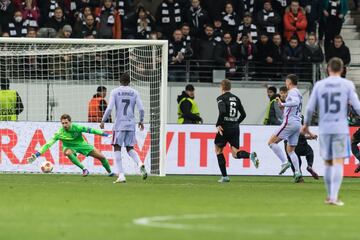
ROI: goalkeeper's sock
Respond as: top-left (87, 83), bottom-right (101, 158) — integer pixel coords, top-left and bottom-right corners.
top-left (236, 150), bottom-right (250, 159)
top-left (217, 153), bottom-right (227, 177)
top-left (128, 149), bottom-right (142, 166)
top-left (99, 158), bottom-right (112, 173)
top-left (114, 151), bottom-right (124, 174)
top-left (68, 154), bottom-right (85, 170)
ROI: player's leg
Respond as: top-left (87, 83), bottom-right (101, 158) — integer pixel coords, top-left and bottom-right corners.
top-left (214, 132), bottom-right (229, 182)
top-left (284, 141), bottom-right (295, 173)
top-left (304, 145), bottom-right (319, 180)
top-left (63, 148), bottom-right (88, 176)
top-left (124, 131), bottom-right (147, 180)
top-left (230, 127), bottom-right (259, 168)
top-left (351, 129), bottom-right (360, 172)
top-left (268, 132), bottom-right (290, 174)
top-left (286, 128), bottom-right (302, 182)
top-left (88, 148), bottom-right (113, 175)
top-left (112, 131), bottom-right (126, 183)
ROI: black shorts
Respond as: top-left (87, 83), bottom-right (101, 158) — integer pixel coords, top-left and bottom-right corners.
top-left (352, 128), bottom-right (360, 144)
top-left (214, 127), bottom-right (239, 149)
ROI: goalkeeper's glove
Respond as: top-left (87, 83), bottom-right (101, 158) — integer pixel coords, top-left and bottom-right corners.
top-left (27, 152), bottom-right (40, 163)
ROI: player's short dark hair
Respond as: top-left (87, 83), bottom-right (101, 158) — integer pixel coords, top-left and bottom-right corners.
top-left (221, 79), bottom-right (231, 91)
top-left (286, 74), bottom-right (298, 85)
top-left (185, 84), bottom-right (194, 91)
top-left (120, 72), bottom-right (130, 85)
top-left (267, 86), bottom-right (277, 94)
top-left (60, 114), bottom-right (71, 122)
top-left (328, 57), bottom-right (344, 73)
top-left (97, 86), bottom-right (106, 92)
top-left (279, 86), bottom-right (288, 92)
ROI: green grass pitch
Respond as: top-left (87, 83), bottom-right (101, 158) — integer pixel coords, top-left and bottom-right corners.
top-left (0, 174), bottom-right (359, 240)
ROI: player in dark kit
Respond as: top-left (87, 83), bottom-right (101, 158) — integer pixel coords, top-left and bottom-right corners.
top-left (214, 79), bottom-right (260, 183)
top-left (351, 128), bottom-right (360, 173)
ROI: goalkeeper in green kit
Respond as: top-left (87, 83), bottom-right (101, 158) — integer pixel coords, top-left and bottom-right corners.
top-left (27, 114), bottom-right (115, 177)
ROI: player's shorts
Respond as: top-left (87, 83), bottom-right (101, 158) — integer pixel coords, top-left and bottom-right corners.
top-left (274, 122), bottom-right (301, 146)
top-left (319, 134), bottom-right (350, 160)
top-left (214, 127), bottom-right (239, 149)
top-left (63, 143), bottom-right (94, 156)
top-left (112, 130), bottom-right (136, 147)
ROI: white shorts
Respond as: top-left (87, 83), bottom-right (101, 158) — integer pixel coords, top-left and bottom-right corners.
top-left (112, 130), bottom-right (136, 147)
top-left (319, 134), bottom-right (350, 160)
top-left (274, 122), bottom-right (301, 146)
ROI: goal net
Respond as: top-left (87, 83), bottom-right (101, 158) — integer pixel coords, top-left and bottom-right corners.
top-left (0, 38), bottom-right (168, 176)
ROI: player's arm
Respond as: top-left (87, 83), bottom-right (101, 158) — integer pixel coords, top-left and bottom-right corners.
top-left (100, 90), bottom-right (115, 128)
top-left (302, 85), bottom-right (318, 136)
top-left (136, 92), bottom-right (145, 130)
top-left (349, 82), bottom-right (360, 116)
top-left (76, 124), bottom-right (110, 137)
top-left (237, 98), bottom-right (246, 124)
top-left (27, 133), bottom-right (60, 163)
top-left (216, 98), bottom-right (226, 135)
top-left (278, 93), bottom-right (300, 107)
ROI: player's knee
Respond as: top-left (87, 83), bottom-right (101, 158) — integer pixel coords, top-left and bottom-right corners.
top-left (126, 146), bottom-right (134, 152)
top-left (64, 149), bottom-right (73, 156)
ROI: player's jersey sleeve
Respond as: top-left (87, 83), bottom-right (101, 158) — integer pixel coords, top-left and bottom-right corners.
top-left (38, 132), bottom-right (60, 155)
top-left (348, 81), bottom-right (360, 116)
top-left (216, 96), bottom-right (226, 127)
top-left (283, 90), bottom-right (300, 107)
top-left (73, 123), bottom-right (104, 135)
top-left (304, 83), bottom-right (319, 125)
top-left (135, 91), bottom-right (145, 122)
top-left (101, 90), bottom-right (115, 123)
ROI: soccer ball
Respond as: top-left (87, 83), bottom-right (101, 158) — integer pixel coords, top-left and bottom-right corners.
top-left (41, 161), bottom-right (53, 173)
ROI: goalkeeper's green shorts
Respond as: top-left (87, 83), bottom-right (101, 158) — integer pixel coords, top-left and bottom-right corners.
top-left (63, 143), bottom-right (94, 156)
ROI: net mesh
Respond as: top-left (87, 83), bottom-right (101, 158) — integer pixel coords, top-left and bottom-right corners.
top-left (0, 39), bottom-right (165, 175)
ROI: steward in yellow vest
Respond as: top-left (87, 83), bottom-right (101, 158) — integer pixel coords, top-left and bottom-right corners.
top-left (0, 78), bottom-right (24, 121)
top-left (177, 84), bottom-right (203, 124)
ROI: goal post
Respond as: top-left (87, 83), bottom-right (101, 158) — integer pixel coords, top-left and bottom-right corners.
top-left (0, 37), bottom-right (168, 176)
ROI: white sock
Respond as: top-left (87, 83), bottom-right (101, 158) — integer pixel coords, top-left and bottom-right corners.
top-left (269, 143), bottom-right (287, 164)
top-left (288, 151), bottom-right (300, 173)
top-left (324, 165), bottom-right (332, 199)
top-left (128, 149), bottom-right (142, 167)
top-left (330, 163), bottom-right (343, 202)
top-left (114, 151), bottom-right (124, 174)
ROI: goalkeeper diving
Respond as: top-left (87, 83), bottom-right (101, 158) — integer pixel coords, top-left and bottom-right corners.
top-left (27, 114), bottom-right (115, 177)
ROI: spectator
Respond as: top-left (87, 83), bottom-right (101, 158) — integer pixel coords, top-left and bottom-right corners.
top-left (168, 29), bottom-right (188, 82)
top-left (73, 6), bottom-right (93, 34)
top-left (38, 0), bottom-right (67, 28)
top-left (77, 14), bottom-right (97, 38)
top-left (304, 0), bottom-right (322, 34)
top-left (213, 18), bottom-right (223, 42)
top-left (283, 0), bottom-right (307, 42)
top-left (95, 0), bottom-right (121, 39)
top-left (303, 32), bottom-right (324, 63)
top-left (283, 36), bottom-right (303, 75)
top-left (325, 35), bottom-right (350, 77)
top-left (181, 23), bottom-right (195, 57)
top-left (45, 7), bottom-right (68, 33)
top-left (255, 33), bottom-right (276, 80)
top-left (214, 32), bottom-right (240, 75)
top-left (26, 27), bottom-right (37, 37)
top-left (221, 2), bottom-right (239, 39)
top-left (15, 0), bottom-right (40, 29)
top-left (177, 84), bottom-right (203, 124)
top-left (88, 86), bottom-right (110, 123)
top-left (243, 0), bottom-right (255, 15)
top-left (267, 86), bottom-right (287, 125)
top-left (271, 32), bottom-right (284, 79)
top-left (135, 6), bottom-right (155, 39)
top-left (197, 24), bottom-right (217, 82)
top-left (186, 0), bottom-right (209, 38)
top-left (0, 77), bottom-right (24, 121)
top-left (322, 0), bottom-right (348, 50)
top-left (5, 10), bottom-right (28, 37)
top-left (58, 24), bottom-right (73, 38)
top-left (263, 86), bottom-right (277, 125)
top-left (239, 34), bottom-right (256, 62)
top-left (256, 0), bottom-right (281, 38)
top-left (237, 12), bottom-right (258, 44)
top-left (156, 0), bottom-right (183, 39)
top-left (0, 0), bottom-right (15, 33)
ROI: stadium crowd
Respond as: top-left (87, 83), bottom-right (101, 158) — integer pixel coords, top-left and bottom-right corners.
top-left (0, 0), bottom-right (354, 82)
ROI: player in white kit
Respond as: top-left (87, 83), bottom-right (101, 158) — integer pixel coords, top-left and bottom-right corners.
top-left (302, 58), bottom-right (360, 206)
top-left (268, 74), bottom-right (303, 183)
top-left (100, 73), bottom-right (147, 183)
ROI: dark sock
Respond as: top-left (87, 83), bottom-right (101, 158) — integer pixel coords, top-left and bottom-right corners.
top-left (217, 154), bottom-right (227, 177)
top-left (306, 147), bottom-right (314, 168)
top-left (236, 151), bottom-right (250, 159)
top-left (351, 143), bottom-right (360, 161)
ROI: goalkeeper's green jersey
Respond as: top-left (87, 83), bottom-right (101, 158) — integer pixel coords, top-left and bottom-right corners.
top-left (39, 123), bottom-right (104, 155)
